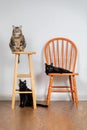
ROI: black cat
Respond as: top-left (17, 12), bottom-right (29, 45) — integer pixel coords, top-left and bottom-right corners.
top-left (19, 79), bottom-right (48, 108)
top-left (45, 63), bottom-right (72, 75)
top-left (19, 80), bottom-right (33, 107)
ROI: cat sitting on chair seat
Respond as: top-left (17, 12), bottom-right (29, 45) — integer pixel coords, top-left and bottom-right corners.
top-left (45, 63), bottom-right (72, 75)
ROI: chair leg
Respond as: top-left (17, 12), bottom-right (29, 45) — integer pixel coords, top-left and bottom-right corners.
top-left (69, 76), bottom-right (74, 102)
top-left (73, 76), bottom-right (78, 107)
top-left (46, 76), bottom-right (53, 106)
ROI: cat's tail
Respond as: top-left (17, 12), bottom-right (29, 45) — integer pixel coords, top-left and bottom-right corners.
top-left (37, 104), bottom-right (48, 107)
top-left (18, 54), bottom-right (20, 63)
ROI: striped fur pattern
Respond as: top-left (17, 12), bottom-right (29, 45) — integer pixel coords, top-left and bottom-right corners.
top-left (9, 25), bottom-right (26, 52)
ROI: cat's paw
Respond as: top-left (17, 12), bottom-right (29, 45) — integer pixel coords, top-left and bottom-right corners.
top-left (19, 104), bottom-right (24, 108)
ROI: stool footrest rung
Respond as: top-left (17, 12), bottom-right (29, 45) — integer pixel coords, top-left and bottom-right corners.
top-left (15, 90), bottom-right (32, 94)
top-left (17, 74), bottom-right (31, 78)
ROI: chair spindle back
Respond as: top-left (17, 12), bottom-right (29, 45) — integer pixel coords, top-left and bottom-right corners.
top-left (44, 38), bottom-right (77, 72)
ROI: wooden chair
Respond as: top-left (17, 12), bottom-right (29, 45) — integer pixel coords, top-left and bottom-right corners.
top-left (44, 37), bottom-right (78, 107)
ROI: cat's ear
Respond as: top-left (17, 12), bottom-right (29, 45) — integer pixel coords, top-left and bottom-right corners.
top-left (51, 63), bottom-right (53, 66)
top-left (12, 25), bottom-right (15, 29)
top-left (45, 63), bottom-right (47, 66)
top-left (19, 79), bottom-right (21, 83)
top-left (19, 25), bottom-right (22, 29)
top-left (24, 80), bottom-right (26, 83)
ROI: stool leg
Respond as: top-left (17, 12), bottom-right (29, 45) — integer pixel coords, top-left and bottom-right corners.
top-left (12, 54), bottom-right (19, 110)
top-left (28, 54), bottom-right (36, 109)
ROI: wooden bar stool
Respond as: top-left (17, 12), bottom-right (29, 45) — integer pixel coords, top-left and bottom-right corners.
top-left (12, 51), bottom-right (36, 110)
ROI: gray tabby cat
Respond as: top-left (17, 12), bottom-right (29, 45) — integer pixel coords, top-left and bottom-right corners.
top-left (9, 25), bottom-right (26, 52)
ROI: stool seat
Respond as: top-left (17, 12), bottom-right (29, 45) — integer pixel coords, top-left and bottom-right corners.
top-left (12, 51), bottom-right (36, 110)
top-left (12, 51), bottom-right (36, 55)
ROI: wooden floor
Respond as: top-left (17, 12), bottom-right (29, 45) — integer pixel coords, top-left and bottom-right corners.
top-left (0, 101), bottom-right (87, 130)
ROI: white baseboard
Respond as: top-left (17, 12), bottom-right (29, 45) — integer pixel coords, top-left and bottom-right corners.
top-left (0, 94), bottom-right (87, 101)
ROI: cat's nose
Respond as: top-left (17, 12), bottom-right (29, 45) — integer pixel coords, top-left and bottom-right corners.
top-left (16, 47), bottom-right (20, 49)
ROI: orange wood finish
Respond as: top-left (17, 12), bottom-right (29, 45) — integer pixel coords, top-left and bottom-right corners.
top-left (44, 37), bottom-right (78, 107)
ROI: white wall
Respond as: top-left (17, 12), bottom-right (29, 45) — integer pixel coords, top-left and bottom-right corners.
top-left (0, 0), bottom-right (87, 101)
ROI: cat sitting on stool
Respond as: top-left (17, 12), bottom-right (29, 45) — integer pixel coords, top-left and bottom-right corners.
top-left (19, 79), bottom-right (48, 108)
top-left (9, 25), bottom-right (26, 52)
top-left (9, 25), bottom-right (26, 63)
top-left (19, 79), bottom-right (33, 107)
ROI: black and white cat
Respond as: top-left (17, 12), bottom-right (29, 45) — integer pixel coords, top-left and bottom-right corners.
top-left (19, 79), bottom-right (48, 108)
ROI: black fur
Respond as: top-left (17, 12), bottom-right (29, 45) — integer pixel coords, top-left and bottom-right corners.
top-left (45, 63), bottom-right (72, 75)
top-left (19, 80), bottom-right (48, 108)
top-left (19, 80), bottom-right (33, 107)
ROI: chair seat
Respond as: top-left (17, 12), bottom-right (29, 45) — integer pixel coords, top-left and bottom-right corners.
top-left (48, 73), bottom-right (79, 76)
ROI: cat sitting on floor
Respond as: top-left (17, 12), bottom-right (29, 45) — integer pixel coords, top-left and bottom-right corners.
top-left (19, 79), bottom-right (48, 108)
top-left (45, 63), bottom-right (72, 75)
